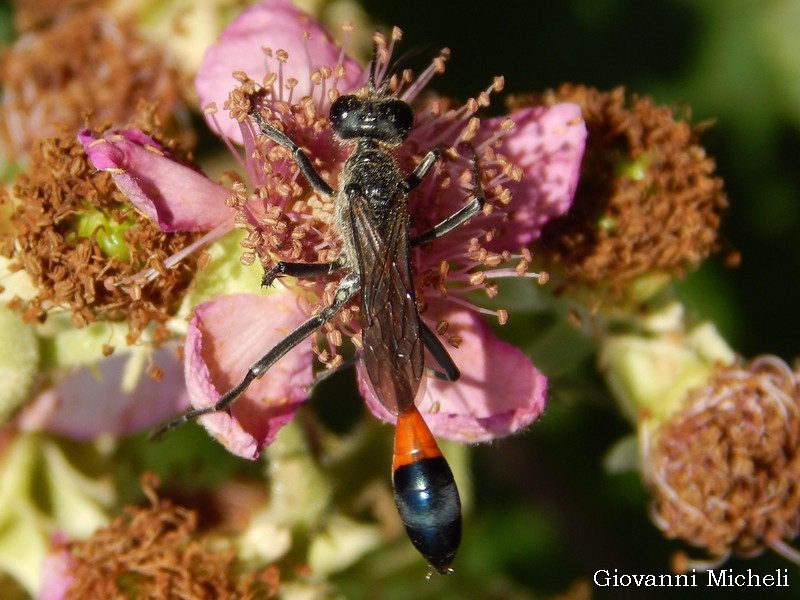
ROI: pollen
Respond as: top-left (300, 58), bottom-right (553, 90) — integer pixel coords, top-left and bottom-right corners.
top-left (1, 131), bottom-right (200, 344)
top-left (514, 85), bottom-right (729, 299)
top-left (50, 475), bottom-right (280, 599)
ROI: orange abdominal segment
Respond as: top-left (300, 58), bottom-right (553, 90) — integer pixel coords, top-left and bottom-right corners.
top-left (392, 405), bottom-right (443, 471)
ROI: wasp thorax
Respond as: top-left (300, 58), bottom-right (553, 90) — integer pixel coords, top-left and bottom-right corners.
top-left (329, 94), bottom-right (413, 145)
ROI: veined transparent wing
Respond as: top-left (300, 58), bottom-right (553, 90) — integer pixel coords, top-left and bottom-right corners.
top-left (350, 194), bottom-right (424, 416)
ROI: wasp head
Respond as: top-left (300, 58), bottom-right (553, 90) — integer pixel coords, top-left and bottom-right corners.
top-left (329, 93), bottom-right (413, 146)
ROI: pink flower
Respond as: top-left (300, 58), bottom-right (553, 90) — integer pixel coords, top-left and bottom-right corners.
top-left (194, 0), bottom-right (362, 145)
top-left (81, 0), bottom-right (586, 459)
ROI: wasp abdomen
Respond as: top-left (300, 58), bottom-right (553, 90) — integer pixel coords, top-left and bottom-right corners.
top-left (392, 406), bottom-right (462, 573)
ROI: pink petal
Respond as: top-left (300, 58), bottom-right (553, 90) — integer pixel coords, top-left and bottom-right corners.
top-left (18, 347), bottom-right (188, 439)
top-left (485, 102), bottom-right (586, 249)
top-left (39, 534), bottom-right (73, 600)
top-left (359, 301), bottom-right (546, 443)
top-left (195, 0), bottom-right (362, 143)
top-left (185, 291), bottom-right (314, 459)
top-left (78, 129), bottom-right (234, 232)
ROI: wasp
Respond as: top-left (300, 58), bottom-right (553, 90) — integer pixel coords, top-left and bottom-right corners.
top-left (154, 43), bottom-right (486, 574)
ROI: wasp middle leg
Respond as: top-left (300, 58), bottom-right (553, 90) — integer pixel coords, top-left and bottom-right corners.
top-left (261, 260), bottom-right (343, 287)
top-left (411, 146), bottom-right (486, 247)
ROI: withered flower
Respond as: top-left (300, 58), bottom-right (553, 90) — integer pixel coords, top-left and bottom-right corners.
top-left (0, 4), bottom-right (185, 163)
top-left (513, 85), bottom-right (728, 302)
top-left (644, 355), bottom-right (800, 569)
top-left (1, 129), bottom-right (200, 344)
top-left (40, 475), bottom-right (280, 600)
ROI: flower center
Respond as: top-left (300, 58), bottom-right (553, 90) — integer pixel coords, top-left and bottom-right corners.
top-left (197, 28), bottom-right (545, 372)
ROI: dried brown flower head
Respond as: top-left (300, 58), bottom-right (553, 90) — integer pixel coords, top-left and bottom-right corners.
top-left (644, 355), bottom-right (800, 566)
top-left (0, 5), bottom-right (185, 161)
top-left (510, 86), bottom-right (728, 299)
top-left (9, 0), bottom-right (96, 32)
top-left (52, 475), bottom-right (280, 599)
top-left (1, 129), bottom-right (200, 343)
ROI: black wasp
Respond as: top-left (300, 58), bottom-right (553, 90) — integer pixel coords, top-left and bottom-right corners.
top-left (154, 41), bottom-right (486, 574)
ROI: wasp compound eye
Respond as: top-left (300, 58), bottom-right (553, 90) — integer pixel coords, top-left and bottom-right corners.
top-left (329, 94), bottom-right (361, 138)
top-left (383, 98), bottom-right (414, 141)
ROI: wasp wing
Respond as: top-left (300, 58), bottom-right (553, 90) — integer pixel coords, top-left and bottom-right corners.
top-left (350, 194), bottom-right (424, 416)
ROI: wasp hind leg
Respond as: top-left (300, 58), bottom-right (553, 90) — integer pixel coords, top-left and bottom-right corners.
top-left (150, 273), bottom-right (360, 440)
top-left (420, 321), bottom-right (460, 382)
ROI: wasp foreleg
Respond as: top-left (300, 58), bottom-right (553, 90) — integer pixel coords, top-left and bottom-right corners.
top-left (250, 108), bottom-right (336, 198)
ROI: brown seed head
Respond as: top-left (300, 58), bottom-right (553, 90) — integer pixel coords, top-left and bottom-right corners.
top-left (53, 474), bottom-right (280, 599)
top-left (511, 86), bottom-right (728, 299)
top-left (1, 130), bottom-right (200, 343)
top-left (645, 355), bottom-right (800, 563)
